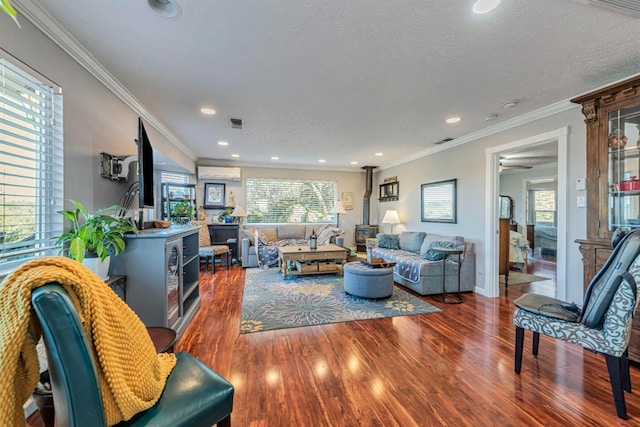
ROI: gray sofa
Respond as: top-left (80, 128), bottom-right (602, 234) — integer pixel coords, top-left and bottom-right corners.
top-left (371, 231), bottom-right (476, 296)
top-left (241, 224), bottom-right (344, 267)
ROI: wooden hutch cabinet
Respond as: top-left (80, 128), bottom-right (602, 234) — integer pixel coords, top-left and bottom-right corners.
top-left (573, 76), bottom-right (640, 362)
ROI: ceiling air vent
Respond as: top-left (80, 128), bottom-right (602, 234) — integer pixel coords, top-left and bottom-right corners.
top-left (230, 118), bottom-right (243, 129)
top-left (434, 137), bottom-right (454, 145)
top-left (586, 0), bottom-right (640, 17)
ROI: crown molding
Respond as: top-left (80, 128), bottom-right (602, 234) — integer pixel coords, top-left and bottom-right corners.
top-left (380, 99), bottom-right (579, 171)
top-left (14, 0), bottom-right (197, 161)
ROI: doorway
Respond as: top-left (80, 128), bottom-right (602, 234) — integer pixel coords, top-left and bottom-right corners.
top-left (484, 127), bottom-right (568, 299)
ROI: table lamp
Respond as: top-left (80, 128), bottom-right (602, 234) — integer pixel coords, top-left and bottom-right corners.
top-left (382, 209), bottom-right (400, 234)
top-left (231, 204), bottom-right (247, 228)
top-left (330, 200), bottom-right (346, 227)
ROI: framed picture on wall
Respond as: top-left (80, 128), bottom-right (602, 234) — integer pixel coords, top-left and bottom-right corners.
top-left (203, 183), bottom-right (225, 209)
top-left (421, 179), bottom-right (457, 223)
top-left (342, 192), bottom-right (354, 210)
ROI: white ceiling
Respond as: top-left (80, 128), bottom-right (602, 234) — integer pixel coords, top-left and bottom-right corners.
top-left (15, 0), bottom-right (640, 171)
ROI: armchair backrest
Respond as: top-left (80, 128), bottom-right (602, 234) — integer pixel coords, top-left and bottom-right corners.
top-left (581, 230), bottom-right (640, 328)
top-left (31, 283), bottom-right (107, 427)
top-left (191, 220), bottom-right (212, 246)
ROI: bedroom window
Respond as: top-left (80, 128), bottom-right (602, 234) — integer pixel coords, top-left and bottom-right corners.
top-left (532, 190), bottom-right (556, 227)
top-left (0, 56), bottom-right (64, 272)
top-left (245, 178), bottom-right (337, 224)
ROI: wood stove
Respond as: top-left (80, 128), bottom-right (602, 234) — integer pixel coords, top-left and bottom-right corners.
top-left (355, 225), bottom-right (379, 252)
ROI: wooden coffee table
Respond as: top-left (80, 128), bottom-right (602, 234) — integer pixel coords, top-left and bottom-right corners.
top-left (278, 244), bottom-right (348, 278)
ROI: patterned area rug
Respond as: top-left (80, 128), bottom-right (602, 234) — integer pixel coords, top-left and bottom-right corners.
top-left (500, 271), bottom-right (549, 285)
top-left (240, 268), bottom-right (441, 334)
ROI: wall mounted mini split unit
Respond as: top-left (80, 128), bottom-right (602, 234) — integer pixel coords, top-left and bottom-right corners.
top-left (198, 166), bottom-right (241, 181)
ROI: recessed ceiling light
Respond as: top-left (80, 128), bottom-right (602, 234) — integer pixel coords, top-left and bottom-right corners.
top-left (446, 117), bottom-right (461, 124)
top-left (148, 0), bottom-right (182, 18)
top-left (271, 156), bottom-right (279, 160)
top-left (375, 153), bottom-right (383, 156)
top-left (217, 141), bottom-right (228, 146)
top-left (200, 107), bottom-right (216, 115)
top-left (484, 114), bottom-right (499, 121)
top-left (231, 154), bottom-right (239, 158)
top-left (319, 159), bottom-right (326, 163)
top-left (503, 100), bottom-right (519, 109)
top-left (473, 0), bottom-right (501, 14)
top-left (350, 161), bottom-right (358, 165)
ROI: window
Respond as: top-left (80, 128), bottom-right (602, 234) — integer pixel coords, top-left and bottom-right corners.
top-left (161, 171), bottom-right (189, 184)
top-left (532, 190), bottom-right (556, 227)
top-left (0, 57), bottom-right (63, 272)
top-left (245, 178), bottom-right (337, 224)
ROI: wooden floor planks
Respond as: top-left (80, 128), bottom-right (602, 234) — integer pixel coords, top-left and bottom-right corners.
top-left (27, 258), bottom-right (640, 426)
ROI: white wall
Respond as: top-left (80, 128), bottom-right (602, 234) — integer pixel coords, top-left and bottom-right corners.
top-left (196, 166), bottom-right (365, 247)
top-left (0, 17), bottom-right (195, 213)
top-left (374, 107), bottom-right (588, 303)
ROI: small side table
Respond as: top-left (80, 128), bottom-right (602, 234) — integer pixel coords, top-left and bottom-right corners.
top-left (147, 327), bottom-right (178, 353)
top-left (432, 247), bottom-right (464, 304)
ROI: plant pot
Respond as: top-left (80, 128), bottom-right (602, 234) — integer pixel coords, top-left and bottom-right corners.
top-left (82, 255), bottom-right (111, 280)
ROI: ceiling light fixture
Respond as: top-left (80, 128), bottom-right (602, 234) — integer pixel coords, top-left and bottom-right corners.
top-left (319, 159), bottom-right (326, 163)
top-left (473, 0), bottom-right (501, 14)
top-left (375, 153), bottom-right (383, 156)
top-left (200, 107), bottom-right (216, 115)
top-left (271, 156), bottom-right (279, 160)
top-left (217, 141), bottom-right (228, 146)
top-left (446, 117), bottom-right (461, 124)
top-left (503, 100), bottom-right (519, 109)
top-left (231, 154), bottom-right (239, 158)
top-left (350, 161), bottom-right (358, 165)
top-left (148, 0), bottom-right (182, 18)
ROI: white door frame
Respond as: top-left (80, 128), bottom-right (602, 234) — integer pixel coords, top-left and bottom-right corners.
top-left (483, 127), bottom-right (568, 299)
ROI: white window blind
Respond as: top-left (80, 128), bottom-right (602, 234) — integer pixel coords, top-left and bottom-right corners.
top-left (246, 178), bottom-right (337, 223)
top-left (161, 171), bottom-right (189, 184)
top-left (0, 57), bottom-right (63, 271)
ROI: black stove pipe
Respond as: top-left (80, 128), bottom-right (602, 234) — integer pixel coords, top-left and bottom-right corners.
top-left (361, 166), bottom-right (377, 225)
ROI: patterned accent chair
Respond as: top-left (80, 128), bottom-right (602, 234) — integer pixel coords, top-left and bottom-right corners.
top-left (513, 233), bottom-right (640, 419)
top-left (192, 221), bottom-right (230, 272)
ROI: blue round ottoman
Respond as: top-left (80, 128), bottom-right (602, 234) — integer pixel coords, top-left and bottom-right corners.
top-left (343, 262), bottom-right (394, 299)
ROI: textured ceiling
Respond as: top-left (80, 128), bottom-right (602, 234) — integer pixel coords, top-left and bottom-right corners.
top-left (16, 0), bottom-right (640, 170)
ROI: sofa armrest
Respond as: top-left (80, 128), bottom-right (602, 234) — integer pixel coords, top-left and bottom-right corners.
top-left (242, 238), bottom-right (251, 261)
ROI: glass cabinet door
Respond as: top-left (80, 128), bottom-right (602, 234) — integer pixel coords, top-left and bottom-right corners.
top-left (165, 242), bottom-right (182, 328)
top-left (608, 104), bottom-right (640, 232)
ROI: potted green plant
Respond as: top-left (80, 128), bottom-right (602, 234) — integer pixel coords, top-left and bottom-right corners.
top-left (56, 199), bottom-right (138, 279)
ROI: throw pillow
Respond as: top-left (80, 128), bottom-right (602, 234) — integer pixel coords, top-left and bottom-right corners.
top-left (398, 231), bottom-right (426, 253)
top-left (306, 224), bottom-right (330, 240)
top-left (376, 233), bottom-right (399, 249)
top-left (260, 227), bottom-right (279, 243)
top-left (420, 234), bottom-right (464, 261)
top-left (318, 226), bottom-right (343, 244)
top-left (242, 228), bottom-right (256, 246)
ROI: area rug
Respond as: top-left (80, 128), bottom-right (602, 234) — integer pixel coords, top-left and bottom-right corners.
top-left (240, 268), bottom-right (441, 334)
top-left (500, 271), bottom-right (549, 286)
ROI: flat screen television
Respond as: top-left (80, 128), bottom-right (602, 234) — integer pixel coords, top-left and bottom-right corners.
top-left (137, 118), bottom-right (155, 219)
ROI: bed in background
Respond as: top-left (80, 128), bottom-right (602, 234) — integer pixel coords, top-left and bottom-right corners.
top-left (534, 225), bottom-right (557, 255)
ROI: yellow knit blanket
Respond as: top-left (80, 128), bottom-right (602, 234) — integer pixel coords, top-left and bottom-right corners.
top-left (0, 256), bottom-right (177, 426)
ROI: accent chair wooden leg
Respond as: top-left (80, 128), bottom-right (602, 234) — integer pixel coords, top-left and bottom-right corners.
top-left (217, 414), bottom-right (231, 427)
top-left (212, 255), bottom-right (216, 274)
top-left (605, 353), bottom-right (628, 419)
top-left (515, 326), bottom-right (524, 374)
top-left (622, 349), bottom-right (631, 393)
top-left (532, 332), bottom-right (539, 356)
top-left (226, 252), bottom-right (230, 269)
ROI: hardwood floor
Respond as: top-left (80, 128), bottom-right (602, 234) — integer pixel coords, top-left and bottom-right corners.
top-left (27, 259), bottom-right (640, 426)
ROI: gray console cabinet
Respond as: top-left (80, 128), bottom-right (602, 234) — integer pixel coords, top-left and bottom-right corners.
top-left (111, 225), bottom-right (200, 338)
